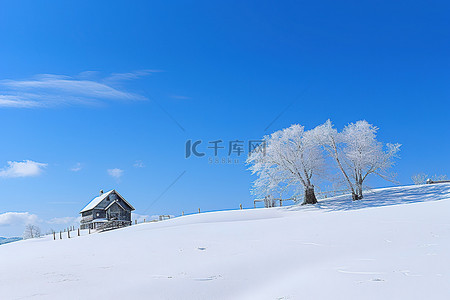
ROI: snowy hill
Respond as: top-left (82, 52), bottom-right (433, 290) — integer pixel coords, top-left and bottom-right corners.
top-left (1, 183), bottom-right (450, 300)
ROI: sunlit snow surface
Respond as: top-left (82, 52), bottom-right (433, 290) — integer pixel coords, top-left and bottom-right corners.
top-left (1, 183), bottom-right (449, 300)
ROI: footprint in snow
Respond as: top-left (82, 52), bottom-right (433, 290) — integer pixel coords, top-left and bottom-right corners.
top-left (198, 247), bottom-right (206, 251)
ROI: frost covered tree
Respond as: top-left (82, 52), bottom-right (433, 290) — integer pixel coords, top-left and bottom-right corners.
top-left (23, 224), bottom-right (41, 239)
top-left (313, 120), bottom-right (401, 200)
top-left (412, 173), bottom-right (428, 185)
top-left (247, 124), bottom-right (324, 205)
top-left (432, 174), bottom-right (448, 182)
top-left (341, 121), bottom-right (401, 199)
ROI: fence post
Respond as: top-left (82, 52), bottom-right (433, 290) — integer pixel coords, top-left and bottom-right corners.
top-left (89, 228), bottom-right (91, 234)
top-left (59, 231), bottom-right (62, 240)
top-left (77, 228), bottom-right (80, 236)
top-left (182, 211), bottom-right (184, 216)
top-left (68, 230), bottom-right (70, 239)
top-left (198, 208), bottom-right (201, 213)
top-left (240, 204), bottom-right (243, 210)
top-left (53, 232), bottom-right (56, 240)
top-left (135, 219), bottom-right (137, 225)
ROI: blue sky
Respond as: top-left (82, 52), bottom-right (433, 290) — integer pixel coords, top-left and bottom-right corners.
top-left (0, 0), bottom-right (449, 236)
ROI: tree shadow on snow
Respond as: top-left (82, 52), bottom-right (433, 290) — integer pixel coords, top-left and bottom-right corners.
top-left (285, 183), bottom-right (450, 212)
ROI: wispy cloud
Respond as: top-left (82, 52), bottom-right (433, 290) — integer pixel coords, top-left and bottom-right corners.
top-left (133, 160), bottom-right (145, 168)
top-left (0, 71), bottom-right (152, 108)
top-left (0, 95), bottom-right (40, 108)
top-left (70, 162), bottom-right (82, 172)
top-left (0, 212), bottom-right (38, 226)
top-left (107, 168), bottom-right (124, 179)
top-left (105, 69), bottom-right (162, 83)
top-left (0, 160), bottom-right (47, 178)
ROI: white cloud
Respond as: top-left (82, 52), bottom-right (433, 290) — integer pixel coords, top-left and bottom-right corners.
top-left (0, 71), bottom-right (151, 108)
top-left (133, 160), bottom-right (145, 168)
top-left (0, 160), bottom-right (47, 178)
top-left (70, 162), bottom-right (82, 172)
top-left (107, 168), bottom-right (124, 179)
top-left (0, 212), bottom-right (38, 226)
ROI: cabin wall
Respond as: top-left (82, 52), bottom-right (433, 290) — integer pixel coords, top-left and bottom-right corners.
top-left (92, 209), bottom-right (106, 219)
top-left (80, 211), bottom-right (93, 228)
top-left (106, 202), bottom-right (131, 221)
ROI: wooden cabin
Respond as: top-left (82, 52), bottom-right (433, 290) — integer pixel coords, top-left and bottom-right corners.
top-left (80, 189), bottom-right (135, 230)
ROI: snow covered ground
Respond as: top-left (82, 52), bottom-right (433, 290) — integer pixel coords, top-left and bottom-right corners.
top-left (1, 183), bottom-right (450, 300)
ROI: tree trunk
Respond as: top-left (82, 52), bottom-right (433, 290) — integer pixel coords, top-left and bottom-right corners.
top-left (352, 182), bottom-right (364, 200)
top-left (264, 195), bottom-right (276, 208)
top-left (357, 185), bottom-right (363, 199)
top-left (302, 185), bottom-right (318, 205)
top-left (351, 192), bottom-right (362, 200)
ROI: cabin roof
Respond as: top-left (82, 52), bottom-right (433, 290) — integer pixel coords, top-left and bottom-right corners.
top-left (80, 189), bottom-right (135, 213)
